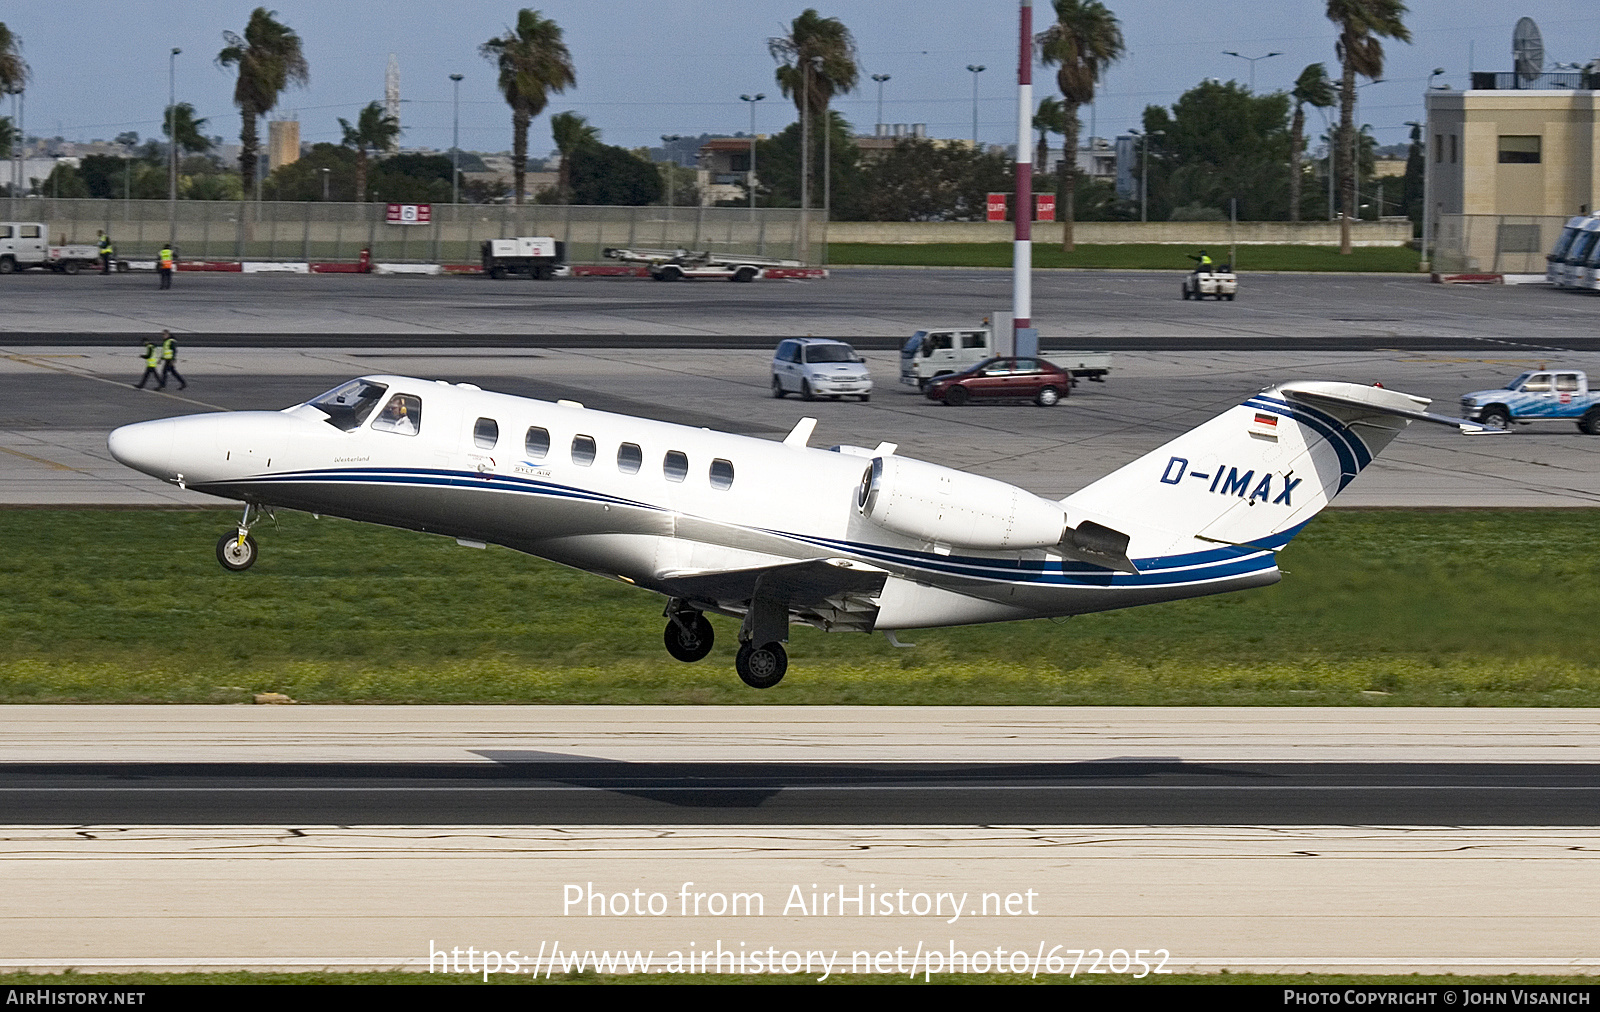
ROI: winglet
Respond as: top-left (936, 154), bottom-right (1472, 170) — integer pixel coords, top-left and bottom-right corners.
top-left (783, 417), bottom-right (817, 448)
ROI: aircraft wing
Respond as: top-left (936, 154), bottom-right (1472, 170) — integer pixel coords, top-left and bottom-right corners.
top-left (655, 558), bottom-right (888, 634)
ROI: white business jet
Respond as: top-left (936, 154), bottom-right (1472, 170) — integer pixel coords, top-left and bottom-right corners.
top-left (107, 375), bottom-right (1486, 688)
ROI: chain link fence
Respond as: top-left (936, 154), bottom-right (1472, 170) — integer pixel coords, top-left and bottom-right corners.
top-left (1, 198), bottom-right (822, 265)
top-left (1432, 214), bottom-right (1565, 275)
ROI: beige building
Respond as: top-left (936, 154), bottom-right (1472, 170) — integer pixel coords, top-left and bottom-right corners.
top-left (267, 119), bottom-right (301, 173)
top-left (1425, 89), bottom-right (1600, 217)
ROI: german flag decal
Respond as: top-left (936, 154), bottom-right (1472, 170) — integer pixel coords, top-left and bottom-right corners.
top-left (1249, 411), bottom-right (1279, 439)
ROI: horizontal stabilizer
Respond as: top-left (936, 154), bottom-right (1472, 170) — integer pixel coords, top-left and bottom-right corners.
top-left (1281, 384), bottom-right (1506, 435)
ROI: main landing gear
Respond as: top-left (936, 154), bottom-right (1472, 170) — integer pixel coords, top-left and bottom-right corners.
top-left (216, 502), bottom-right (266, 571)
top-left (661, 598), bottom-right (790, 689)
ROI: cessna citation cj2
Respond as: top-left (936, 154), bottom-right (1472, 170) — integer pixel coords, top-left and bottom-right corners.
top-left (108, 375), bottom-right (1487, 688)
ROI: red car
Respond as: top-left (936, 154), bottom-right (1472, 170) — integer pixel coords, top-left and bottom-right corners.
top-left (924, 356), bottom-right (1073, 406)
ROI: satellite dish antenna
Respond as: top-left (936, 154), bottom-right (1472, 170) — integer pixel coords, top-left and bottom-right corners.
top-left (1514, 17), bottom-right (1545, 85)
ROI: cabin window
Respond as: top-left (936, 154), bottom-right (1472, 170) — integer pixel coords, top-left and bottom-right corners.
top-left (960, 330), bottom-right (987, 349)
top-left (474, 417), bottom-right (499, 449)
top-left (1498, 135), bottom-right (1541, 164)
top-left (571, 435), bottom-right (597, 466)
top-left (617, 442), bottom-right (643, 474)
top-left (309, 379), bottom-right (388, 431)
top-left (709, 458), bottom-right (735, 490)
top-left (1556, 373), bottom-right (1580, 393)
top-left (371, 393), bottom-right (422, 435)
top-left (524, 426), bottom-right (550, 459)
top-left (924, 332), bottom-right (953, 355)
top-left (1522, 374), bottom-right (1552, 392)
top-left (663, 450), bottom-right (689, 482)
top-left (0, 226), bottom-right (11, 238)
top-left (19, 225), bottom-right (40, 238)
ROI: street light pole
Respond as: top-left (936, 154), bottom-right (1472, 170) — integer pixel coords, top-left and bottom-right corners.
top-left (740, 94), bottom-right (764, 210)
top-left (871, 73), bottom-right (890, 133)
top-left (1222, 50), bottom-right (1281, 91)
top-left (660, 134), bottom-right (681, 216)
top-left (168, 48), bottom-right (180, 240)
top-left (320, 166), bottom-right (330, 201)
top-left (966, 64), bottom-right (986, 145)
top-left (449, 73), bottom-right (463, 205)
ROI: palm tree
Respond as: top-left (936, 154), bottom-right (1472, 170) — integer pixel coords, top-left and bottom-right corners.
top-left (162, 103), bottom-right (213, 155)
top-left (480, 9), bottom-right (575, 205)
top-left (550, 110), bottom-right (598, 200)
top-left (1288, 63), bottom-right (1335, 222)
top-left (1037, 0), bottom-right (1124, 251)
top-left (1326, 0), bottom-right (1411, 252)
top-left (0, 22), bottom-right (29, 163)
top-left (218, 7), bottom-right (309, 198)
top-left (767, 9), bottom-right (859, 212)
top-left (339, 101), bottom-right (401, 201)
top-left (1033, 96), bottom-right (1067, 177)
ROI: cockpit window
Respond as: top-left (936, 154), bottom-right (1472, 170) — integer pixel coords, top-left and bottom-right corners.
top-left (371, 393), bottom-right (422, 435)
top-left (308, 379), bottom-right (388, 431)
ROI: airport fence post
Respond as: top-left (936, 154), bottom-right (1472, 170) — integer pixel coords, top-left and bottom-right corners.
top-left (302, 202), bottom-right (312, 263)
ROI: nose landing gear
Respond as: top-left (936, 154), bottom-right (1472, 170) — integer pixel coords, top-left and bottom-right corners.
top-left (216, 502), bottom-right (267, 571)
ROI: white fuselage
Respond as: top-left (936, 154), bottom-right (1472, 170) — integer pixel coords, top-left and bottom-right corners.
top-left (108, 375), bottom-right (1284, 632)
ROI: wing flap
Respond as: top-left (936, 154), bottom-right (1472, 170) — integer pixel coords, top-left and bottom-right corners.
top-left (657, 557), bottom-right (888, 606)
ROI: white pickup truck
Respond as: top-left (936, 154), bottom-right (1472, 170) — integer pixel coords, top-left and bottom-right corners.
top-left (899, 326), bottom-right (1112, 390)
top-left (0, 221), bottom-right (47, 273)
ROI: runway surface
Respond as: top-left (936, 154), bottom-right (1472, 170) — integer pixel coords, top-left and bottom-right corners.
top-left (3, 707), bottom-right (1597, 826)
top-left (1, 268), bottom-right (1599, 347)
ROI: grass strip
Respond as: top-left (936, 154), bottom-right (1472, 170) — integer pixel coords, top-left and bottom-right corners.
top-left (1, 509), bottom-right (1596, 706)
top-left (827, 242), bottom-right (1422, 273)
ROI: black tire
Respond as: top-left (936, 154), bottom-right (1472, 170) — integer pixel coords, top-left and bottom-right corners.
top-left (488, 266), bottom-right (506, 280)
top-left (216, 532), bottom-right (258, 572)
top-left (771, 375), bottom-right (786, 398)
top-left (1225, 292), bottom-right (1236, 301)
top-left (657, 265), bottom-right (683, 282)
top-left (859, 394), bottom-right (870, 402)
top-left (0, 257), bottom-right (15, 275)
top-left (1180, 284), bottom-right (1190, 300)
top-left (943, 385), bottom-right (970, 407)
top-left (1481, 406), bottom-right (1513, 431)
top-left (533, 265), bottom-right (553, 280)
top-left (735, 641), bottom-right (787, 688)
top-left (800, 380), bottom-right (815, 402)
top-left (116, 261), bottom-right (129, 273)
top-left (733, 266), bottom-right (758, 283)
top-left (1035, 386), bottom-right (1061, 407)
top-left (1579, 407), bottom-right (1600, 435)
top-left (63, 260), bottom-right (81, 275)
top-left (664, 615), bottom-right (715, 663)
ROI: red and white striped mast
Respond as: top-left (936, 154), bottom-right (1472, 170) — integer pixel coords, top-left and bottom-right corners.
top-left (1013, 0), bottom-right (1033, 342)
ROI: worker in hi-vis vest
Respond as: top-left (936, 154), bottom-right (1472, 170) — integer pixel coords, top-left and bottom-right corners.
top-left (158, 330), bottom-right (186, 391)
top-left (135, 337), bottom-right (164, 389)
top-left (97, 231), bottom-right (115, 275)
top-left (1188, 249), bottom-right (1214, 273)
top-left (158, 243), bottom-right (175, 290)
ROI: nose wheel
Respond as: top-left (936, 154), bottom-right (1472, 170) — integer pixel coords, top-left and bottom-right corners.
top-left (216, 502), bottom-right (266, 571)
top-left (734, 642), bottom-right (787, 689)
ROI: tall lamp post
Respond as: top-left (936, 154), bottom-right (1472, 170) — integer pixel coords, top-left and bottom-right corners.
top-left (739, 93), bottom-right (764, 209)
top-left (660, 134), bottom-right (682, 217)
top-left (449, 73), bottom-right (463, 205)
top-left (168, 47), bottom-right (180, 241)
top-left (1222, 50), bottom-right (1281, 91)
top-left (1129, 128), bottom-right (1164, 223)
top-left (966, 64), bottom-right (985, 145)
top-left (871, 73), bottom-right (890, 133)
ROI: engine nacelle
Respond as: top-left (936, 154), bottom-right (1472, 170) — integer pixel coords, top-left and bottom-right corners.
top-left (857, 456), bottom-right (1066, 550)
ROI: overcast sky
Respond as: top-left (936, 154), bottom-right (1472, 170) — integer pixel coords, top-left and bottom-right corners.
top-left (6, 1), bottom-right (1598, 157)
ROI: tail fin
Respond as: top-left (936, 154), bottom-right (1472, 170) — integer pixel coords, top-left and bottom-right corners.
top-left (1063, 381), bottom-right (1447, 560)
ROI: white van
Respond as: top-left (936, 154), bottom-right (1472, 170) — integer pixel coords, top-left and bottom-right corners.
top-left (1546, 215), bottom-right (1589, 286)
top-left (0, 222), bottom-right (48, 273)
top-left (1555, 217), bottom-right (1600, 288)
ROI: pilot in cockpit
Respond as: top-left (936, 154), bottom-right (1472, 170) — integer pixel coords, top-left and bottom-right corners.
top-left (375, 397), bottom-right (417, 435)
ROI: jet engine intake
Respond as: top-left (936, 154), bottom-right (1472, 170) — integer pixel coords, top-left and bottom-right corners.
top-left (857, 456), bottom-right (1067, 550)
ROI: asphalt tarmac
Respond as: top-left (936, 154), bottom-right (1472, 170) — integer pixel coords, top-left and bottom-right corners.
top-left (1, 267), bottom-right (1599, 347)
top-left (5, 760), bottom-right (1596, 826)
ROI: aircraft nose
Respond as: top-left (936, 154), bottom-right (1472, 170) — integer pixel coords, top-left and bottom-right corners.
top-left (107, 418), bottom-right (177, 479)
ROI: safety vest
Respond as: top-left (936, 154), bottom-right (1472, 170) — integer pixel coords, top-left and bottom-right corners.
top-left (161, 338), bottom-right (176, 361)
top-left (1199, 255), bottom-right (1213, 268)
top-left (143, 343), bottom-right (160, 368)
top-left (159, 248), bottom-right (174, 270)
top-left (99, 237), bottom-right (113, 255)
